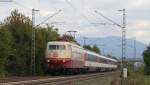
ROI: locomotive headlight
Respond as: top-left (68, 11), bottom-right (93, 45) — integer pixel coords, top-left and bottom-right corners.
top-left (47, 59), bottom-right (50, 62)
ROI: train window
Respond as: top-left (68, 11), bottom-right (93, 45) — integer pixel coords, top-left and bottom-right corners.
top-left (57, 45), bottom-right (66, 50)
top-left (49, 45), bottom-right (65, 50)
top-left (101, 58), bottom-right (107, 63)
top-left (49, 45), bottom-right (57, 50)
top-left (86, 54), bottom-right (97, 61)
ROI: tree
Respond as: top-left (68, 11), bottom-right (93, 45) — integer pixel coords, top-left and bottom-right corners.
top-left (92, 45), bottom-right (101, 54)
top-left (0, 27), bottom-right (13, 77)
top-left (83, 45), bottom-right (101, 54)
top-left (83, 45), bottom-right (92, 51)
top-left (143, 45), bottom-right (150, 75)
top-left (4, 9), bottom-right (32, 76)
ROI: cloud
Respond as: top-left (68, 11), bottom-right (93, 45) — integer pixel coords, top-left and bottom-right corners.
top-left (129, 0), bottom-right (150, 9)
top-left (133, 30), bottom-right (149, 37)
top-left (129, 20), bottom-right (150, 30)
top-left (127, 19), bottom-right (150, 44)
top-left (39, 10), bottom-right (53, 16)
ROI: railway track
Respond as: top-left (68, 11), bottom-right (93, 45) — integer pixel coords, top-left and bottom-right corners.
top-left (0, 72), bottom-right (119, 85)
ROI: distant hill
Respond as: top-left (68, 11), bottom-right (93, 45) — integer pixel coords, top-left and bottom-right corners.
top-left (76, 36), bottom-right (147, 59)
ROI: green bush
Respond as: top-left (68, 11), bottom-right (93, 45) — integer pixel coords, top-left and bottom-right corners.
top-left (144, 66), bottom-right (150, 75)
top-left (143, 45), bottom-right (150, 75)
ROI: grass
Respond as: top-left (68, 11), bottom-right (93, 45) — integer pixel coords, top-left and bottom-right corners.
top-left (127, 66), bottom-right (150, 85)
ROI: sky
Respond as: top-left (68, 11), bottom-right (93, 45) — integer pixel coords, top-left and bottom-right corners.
top-left (0, 0), bottom-right (150, 44)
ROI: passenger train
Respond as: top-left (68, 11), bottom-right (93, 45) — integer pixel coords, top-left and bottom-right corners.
top-left (46, 41), bottom-right (118, 74)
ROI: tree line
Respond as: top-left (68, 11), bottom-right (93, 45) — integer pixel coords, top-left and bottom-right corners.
top-left (0, 10), bottom-right (59, 77)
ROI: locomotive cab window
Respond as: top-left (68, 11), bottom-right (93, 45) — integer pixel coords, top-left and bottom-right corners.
top-left (58, 45), bottom-right (66, 50)
top-left (49, 45), bottom-right (57, 50)
top-left (49, 45), bottom-right (66, 50)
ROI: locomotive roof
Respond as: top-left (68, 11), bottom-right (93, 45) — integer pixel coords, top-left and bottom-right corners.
top-left (48, 41), bottom-right (71, 45)
top-left (48, 41), bottom-right (83, 49)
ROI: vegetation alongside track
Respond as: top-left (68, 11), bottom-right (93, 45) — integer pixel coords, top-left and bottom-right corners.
top-left (127, 66), bottom-right (150, 85)
top-left (110, 64), bottom-right (150, 85)
top-left (0, 10), bottom-right (60, 77)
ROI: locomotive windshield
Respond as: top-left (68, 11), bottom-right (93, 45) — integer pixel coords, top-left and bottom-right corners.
top-left (49, 45), bottom-right (65, 50)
